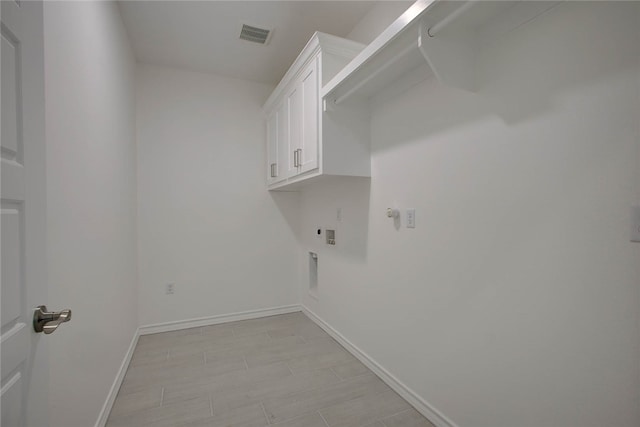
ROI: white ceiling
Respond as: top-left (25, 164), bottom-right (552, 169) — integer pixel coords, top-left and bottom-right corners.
top-left (118, 1), bottom-right (377, 86)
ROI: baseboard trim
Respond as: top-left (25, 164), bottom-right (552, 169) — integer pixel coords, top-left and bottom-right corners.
top-left (301, 305), bottom-right (458, 427)
top-left (95, 305), bottom-right (455, 427)
top-left (138, 304), bottom-right (302, 336)
top-left (94, 304), bottom-right (302, 426)
top-left (94, 328), bottom-right (139, 427)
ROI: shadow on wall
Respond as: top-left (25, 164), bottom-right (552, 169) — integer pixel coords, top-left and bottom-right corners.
top-left (269, 190), bottom-right (301, 238)
top-left (368, 2), bottom-right (640, 153)
top-left (318, 177), bottom-right (371, 265)
top-left (273, 177), bottom-right (372, 265)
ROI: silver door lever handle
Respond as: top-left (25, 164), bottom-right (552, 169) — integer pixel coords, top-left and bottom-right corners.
top-left (33, 305), bottom-right (72, 334)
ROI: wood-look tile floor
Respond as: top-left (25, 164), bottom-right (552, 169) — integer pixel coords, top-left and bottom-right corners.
top-left (106, 312), bottom-right (435, 427)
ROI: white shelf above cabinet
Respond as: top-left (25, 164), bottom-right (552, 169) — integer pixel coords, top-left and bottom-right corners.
top-left (265, 1), bottom-right (563, 191)
top-left (322, 0), bottom-right (563, 105)
top-left (322, 0), bottom-right (435, 105)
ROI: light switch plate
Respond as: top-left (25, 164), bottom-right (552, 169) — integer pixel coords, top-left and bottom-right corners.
top-left (631, 206), bottom-right (640, 242)
top-left (406, 209), bottom-right (415, 228)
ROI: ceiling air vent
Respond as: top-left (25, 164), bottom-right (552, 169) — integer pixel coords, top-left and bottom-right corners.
top-left (239, 23), bottom-right (273, 45)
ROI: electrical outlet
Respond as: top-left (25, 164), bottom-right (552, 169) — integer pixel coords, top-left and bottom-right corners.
top-left (165, 283), bottom-right (175, 295)
top-left (406, 209), bottom-right (416, 228)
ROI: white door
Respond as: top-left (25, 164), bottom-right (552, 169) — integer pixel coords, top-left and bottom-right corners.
top-left (299, 56), bottom-right (319, 174)
top-left (1, 1), bottom-right (50, 426)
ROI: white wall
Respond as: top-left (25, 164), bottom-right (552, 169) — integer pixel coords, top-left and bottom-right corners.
top-left (44, 2), bottom-right (138, 426)
top-left (136, 64), bottom-right (299, 326)
top-left (300, 2), bottom-right (640, 427)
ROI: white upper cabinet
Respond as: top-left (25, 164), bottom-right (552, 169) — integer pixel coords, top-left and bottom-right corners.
top-left (263, 32), bottom-right (367, 190)
top-left (266, 101), bottom-right (289, 185)
top-left (286, 83), bottom-right (301, 178)
top-left (276, 102), bottom-right (289, 183)
top-left (298, 57), bottom-right (319, 174)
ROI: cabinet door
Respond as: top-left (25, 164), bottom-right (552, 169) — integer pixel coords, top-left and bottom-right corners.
top-left (287, 84), bottom-right (302, 178)
top-left (276, 100), bottom-right (289, 181)
top-left (299, 56), bottom-right (319, 173)
top-left (266, 110), bottom-right (279, 185)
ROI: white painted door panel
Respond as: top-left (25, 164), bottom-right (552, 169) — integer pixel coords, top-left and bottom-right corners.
top-left (299, 57), bottom-right (319, 174)
top-left (287, 85), bottom-right (301, 177)
top-left (276, 101), bottom-right (289, 182)
top-left (266, 110), bottom-right (279, 185)
top-left (1, 1), bottom-right (48, 426)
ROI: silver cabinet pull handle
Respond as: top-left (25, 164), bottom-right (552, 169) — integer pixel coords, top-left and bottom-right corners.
top-left (293, 150), bottom-right (298, 167)
top-left (270, 163), bottom-right (276, 177)
top-left (33, 305), bottom-right (72, 334)
top-left (297, 149), bottom-right (302, 166)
